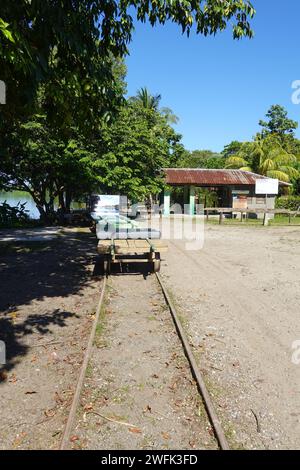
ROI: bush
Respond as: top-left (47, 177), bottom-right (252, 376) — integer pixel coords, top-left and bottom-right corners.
top-left (276, 195), bottom-right (300, 211)
top-left (0, 200), bottom-right (30, 227)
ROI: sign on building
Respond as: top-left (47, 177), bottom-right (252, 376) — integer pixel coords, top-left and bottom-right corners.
top-left (255, 178), bottom-right (279, 195)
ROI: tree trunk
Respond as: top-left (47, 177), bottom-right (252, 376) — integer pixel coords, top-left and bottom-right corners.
top-left (58, 192), bottom-right (66, 212)
top-left (33, 195), bottom-right (54, 225)
top-left (35, 202), bottom-right (48, 223)
top-left (65, 190), bottom-right (72, 213)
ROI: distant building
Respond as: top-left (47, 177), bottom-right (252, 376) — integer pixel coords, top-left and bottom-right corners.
top-left (162, 168), bottom-right (290, 216)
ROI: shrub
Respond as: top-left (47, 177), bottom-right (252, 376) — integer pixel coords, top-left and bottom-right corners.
top-left (0, 200), bottom-right (30, 227)
top-left (276, 195), bottom-right (300, 211)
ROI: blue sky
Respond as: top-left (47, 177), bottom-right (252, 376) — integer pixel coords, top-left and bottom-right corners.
top-left (125, 1), bottom-right (300, 152)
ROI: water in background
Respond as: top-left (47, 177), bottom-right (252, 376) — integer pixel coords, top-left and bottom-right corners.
top-left (0, 191), bottom-right (85, 219)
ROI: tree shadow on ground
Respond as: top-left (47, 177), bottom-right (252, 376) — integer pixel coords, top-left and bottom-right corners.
top-left (0, 309), bottom-right (77, 381)
top-left (0, 232), bottom-right (99, 380)
top-left (0, 233), bottom-right (98, 311)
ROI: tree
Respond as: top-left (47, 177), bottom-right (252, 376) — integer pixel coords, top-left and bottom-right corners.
top-left (178, 150), bottom-right (225, 169)
top-left (131, 88), bottom-right (179, 124)
top-left (0, 0), bottom-right (255, 124)
top-left (259, 105), bottom-right (298, 140)
top-left (225, 135), bottom-right (299, 182)
top-left (0, 54), bottom-right (128, 221)
top-left (0, 0), bottom-right (256, 218)
top-left (0, 116), bottom-right (99, 221)
top-left (132, 87), bottom-right (161, 111)
top-left (95, 101), bottom-right (184, 201)
top-left (160, 107), bottom-right (179, 125)
top-left (222, 141), bottom-right (244, 158)
top-left (224, 108), bottom-right (300, 188)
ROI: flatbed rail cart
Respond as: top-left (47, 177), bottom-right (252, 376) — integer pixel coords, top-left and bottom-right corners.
top-left (97, 238), bottom-right (168, 274)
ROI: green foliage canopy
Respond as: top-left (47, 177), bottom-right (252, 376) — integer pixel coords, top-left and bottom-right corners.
top-left (95, 101), bottom-right (184, 201)
top-left (0, 0), bottom-right (255, 124)
top-left (177, 149), bottom-right (225, 169)
top-left (0, 116), bottom-right (98, 220)
top-left (259, 104), bottom-right (298, 139)
top-left (225, 134), bottom-right (300, 183)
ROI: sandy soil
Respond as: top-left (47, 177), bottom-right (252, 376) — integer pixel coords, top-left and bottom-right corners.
top-left (160, 225), bottom-right (300, 449)
top-left (0, 231), bottom-right (102, 449)
top-left (70, 272), bottom-right (217, 450)
top-left (1, 223), bottom-right (299, 450)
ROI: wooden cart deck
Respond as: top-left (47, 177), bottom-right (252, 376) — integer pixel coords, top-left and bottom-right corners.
top-left (97, 239), bottom-right (168, 255)
top-left (97, 238), bottom-right (168, 274)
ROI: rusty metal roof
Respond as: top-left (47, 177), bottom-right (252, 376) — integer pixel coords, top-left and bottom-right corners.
top-left (163, 169), bottom-right (289, 186)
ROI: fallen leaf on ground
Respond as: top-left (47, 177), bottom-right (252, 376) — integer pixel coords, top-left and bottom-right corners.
top-left (9, 373), bottom-right (17, 383)
top-left (128, 427), bottom-right (142, 434)
top-left (161, 432), bottom-right (170, 440)
top-left (83, 403), bottom-right (93, 411)
top-left (54, 391), bottom-right (64, 404)
top-left (143, 405), bottom-right (152, 413)
top-left (174, 399), bottom-right (183, 407)
top-left (44, 409), bottom-right (56, 418)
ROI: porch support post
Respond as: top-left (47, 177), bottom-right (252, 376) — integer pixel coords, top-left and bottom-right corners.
top-left (163, 189), bottom-right (171, 216)
top-left (183, 185), bottom-right (189, 205)
top-left (189, 186), bottom-right (195, 215)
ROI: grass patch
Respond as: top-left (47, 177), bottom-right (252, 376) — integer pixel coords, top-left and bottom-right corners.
top-left (93, 282), bottom-right (110, 349)
top-left (85, 361), bottom-right (93, 378)
top-left (206, 217), bottom-right (262, 227)
top-left (270, 214), bottom-right (300, 225)
top-left (205, 214), bottom-right (300, 227)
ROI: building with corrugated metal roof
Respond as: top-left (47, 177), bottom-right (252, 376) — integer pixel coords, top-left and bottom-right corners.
top-left (161, 168), bottom-right (290, 216)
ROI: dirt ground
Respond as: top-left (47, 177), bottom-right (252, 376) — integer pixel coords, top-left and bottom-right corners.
top-left (160, 225), bottom-right (300, 449)
top-left (0, 230), bottom-right (102, 449)
top-left (70, 273), bottom-right (217, 450)
top-left (1, 223), bottom-right (300, 450)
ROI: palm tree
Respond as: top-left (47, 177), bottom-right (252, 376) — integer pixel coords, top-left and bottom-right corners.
top-left (225, 135), bottom-right (300, 182)
top-left (131, 87), bottom-right (179, 124)
top-left (134, 87), bottom-right (161, 111)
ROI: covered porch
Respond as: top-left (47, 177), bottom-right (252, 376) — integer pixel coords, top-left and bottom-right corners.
top-left (161, 168), bottom-right (288, 216)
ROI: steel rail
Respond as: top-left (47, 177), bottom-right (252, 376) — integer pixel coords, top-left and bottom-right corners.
top-left (155, 272), bottom-right (230, 451)
top-left (59, 264), bottom-right (229, 450)
top-left (60, 276), bottom-right (107, 450)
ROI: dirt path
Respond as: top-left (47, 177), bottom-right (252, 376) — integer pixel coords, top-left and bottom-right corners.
top-left (160, 225), bottom-right (300, 449)
top-left (70, 273), bottom-right (217, 450)
top-left (2, 224), bottom-right (299, 450)
top-left (0, 231), bottom-right (102, 449)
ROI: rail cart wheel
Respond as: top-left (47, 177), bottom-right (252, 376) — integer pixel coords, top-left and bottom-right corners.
top-left (153, 259), bottom-right (161, 273)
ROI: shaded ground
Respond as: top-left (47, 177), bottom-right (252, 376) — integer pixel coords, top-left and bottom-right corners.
top-left (160, 225), bottom-right (300, 449)
top-left (70, 273), bottom-right (217, 450)
top-left (0, 230), bottom-right (103, 449)
top-left (2, 222), bottom-right (299, 450)
top-left (0, 226), bottom-right (63, 242)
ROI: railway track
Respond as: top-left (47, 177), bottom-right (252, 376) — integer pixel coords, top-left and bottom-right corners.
top-left (60, 267), bottom-right (229, 450)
